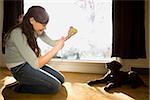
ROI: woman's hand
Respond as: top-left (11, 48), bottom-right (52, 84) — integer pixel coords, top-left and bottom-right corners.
top-left (65, 26), bottom-right (78, 41)
top-left (56, 36), bottom-right (65, 50)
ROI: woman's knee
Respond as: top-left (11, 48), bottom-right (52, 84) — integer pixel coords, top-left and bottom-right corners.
top-left (47, 82), bottom-right (61, 94)
top-left (41, 65), bottom-right (65, 84)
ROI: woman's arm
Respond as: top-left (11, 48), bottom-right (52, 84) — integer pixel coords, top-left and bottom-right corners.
top-left (37, 37), bottom-right (65, 68)
top-left (39, 31), bottom-right (59, 47)
top-left (39, 26), bottom-right (77, 47)
top-left (11, 28), bottom-right (64, 69)
top-left (37, 26), bottom-right (77, 68)
top-left (11, 29), bottom-right (39, 69)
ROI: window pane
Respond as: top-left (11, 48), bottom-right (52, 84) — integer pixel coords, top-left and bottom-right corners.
top-left (24, 0), bottom-right (112, 60)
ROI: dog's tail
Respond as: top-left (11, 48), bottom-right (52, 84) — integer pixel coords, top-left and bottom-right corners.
top-left (128, 71), bottom-right (146, 88)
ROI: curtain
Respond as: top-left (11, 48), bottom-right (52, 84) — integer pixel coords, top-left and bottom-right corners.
top-left (2, 0), bottom-right (24, 53)
top-left (112, 0), bottom-right (146, 59)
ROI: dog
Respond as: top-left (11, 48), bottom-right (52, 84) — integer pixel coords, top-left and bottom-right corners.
top-left (87, 61), bottom-right (145, 92)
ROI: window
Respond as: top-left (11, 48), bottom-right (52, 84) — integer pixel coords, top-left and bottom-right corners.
top-left (24, 0), bottom-right (112, 61)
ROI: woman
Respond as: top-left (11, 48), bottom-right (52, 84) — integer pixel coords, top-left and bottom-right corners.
top-left (4, 6), bottom-right (77, 94)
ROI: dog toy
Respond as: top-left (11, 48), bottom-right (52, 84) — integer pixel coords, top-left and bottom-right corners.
top-left (65, 26), bottom-right (78, 41)
top-left (68, 26), bottom-right (78, 36)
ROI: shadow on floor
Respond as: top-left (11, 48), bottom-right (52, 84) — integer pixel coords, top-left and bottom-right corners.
top-left (93, 84), bottom-right (149, 100)
top-left (2, 85), bottom-right (67, 100)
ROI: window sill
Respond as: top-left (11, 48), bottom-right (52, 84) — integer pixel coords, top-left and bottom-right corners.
top-left (48, 58), bottom-right (114, 73)
top-left (50, 58), bottom-right (113, 64)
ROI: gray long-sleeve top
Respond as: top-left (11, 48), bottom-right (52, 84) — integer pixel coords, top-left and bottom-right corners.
top-left (4, 27), bottom-right (58, 69)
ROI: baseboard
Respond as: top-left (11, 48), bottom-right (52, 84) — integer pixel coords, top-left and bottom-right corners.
top-left (131, 67), bottom-right (150, 75)
top-left (48, 59), bottom-right (109, 74)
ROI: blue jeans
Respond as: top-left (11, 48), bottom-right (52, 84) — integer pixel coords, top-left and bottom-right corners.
top-left (10, 62), bottom-right (65, 94)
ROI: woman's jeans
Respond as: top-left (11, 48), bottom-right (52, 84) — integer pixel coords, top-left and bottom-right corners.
top-left (10, 62), bottom-right (65, 94)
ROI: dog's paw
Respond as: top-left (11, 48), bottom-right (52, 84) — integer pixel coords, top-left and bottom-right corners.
top-left (104, 87), bottom-right (110, 92)
top-left (87, 81), bottom-right (95, 86)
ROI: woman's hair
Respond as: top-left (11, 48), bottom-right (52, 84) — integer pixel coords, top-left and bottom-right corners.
top-left (5, 6), bottom-right (49, 57)
top-left (21, 6), bottom-right (49, 57)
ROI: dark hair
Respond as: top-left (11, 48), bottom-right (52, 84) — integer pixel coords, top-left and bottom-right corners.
top-left (25, 6), bottom-right (49, 24)
top-left (5, 6), bottom-right (49, 57)
top-left (21, 6), bottom-right (49, 57)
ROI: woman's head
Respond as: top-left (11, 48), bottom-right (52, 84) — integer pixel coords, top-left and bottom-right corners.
top-left (4, 6), bottom-right (48, 57)
top-left (21, 6), bottom-right (49, 57)
top-left (27, 6), bottom-right (49, 24)
top-left (23, 6), bottom-right (49, 35)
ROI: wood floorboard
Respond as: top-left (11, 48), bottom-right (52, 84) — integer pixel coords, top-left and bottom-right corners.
top-left (0, 68), bottom-right (149, 100)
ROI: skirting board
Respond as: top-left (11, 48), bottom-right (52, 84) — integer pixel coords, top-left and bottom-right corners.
top-left (48, 59), bottom-right (109, 74)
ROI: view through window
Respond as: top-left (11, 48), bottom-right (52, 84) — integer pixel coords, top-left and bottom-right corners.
top-left (24, 0), bottom-right (112, 61)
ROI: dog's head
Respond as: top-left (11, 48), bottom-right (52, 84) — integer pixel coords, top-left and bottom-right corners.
top-left (106, 61), bottom-right (122, 71)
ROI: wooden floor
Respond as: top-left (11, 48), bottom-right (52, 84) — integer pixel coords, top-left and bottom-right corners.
top-left (0, 68), bottom-right (149, 100)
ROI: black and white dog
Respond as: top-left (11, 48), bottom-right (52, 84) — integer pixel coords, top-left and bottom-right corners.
top-left (88, 61), bottom-right (145, 92)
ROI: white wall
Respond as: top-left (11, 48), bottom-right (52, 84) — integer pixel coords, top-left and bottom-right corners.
top-left (48, 59), bottom-right (107, 74)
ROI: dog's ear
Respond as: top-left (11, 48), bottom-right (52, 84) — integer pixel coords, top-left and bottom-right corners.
top-left (106, 61), bottom-right (122, 70)
top-left (106, 62), bottom-right (111, 69)
top-left (113, 61), bottom-right (122, 69)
